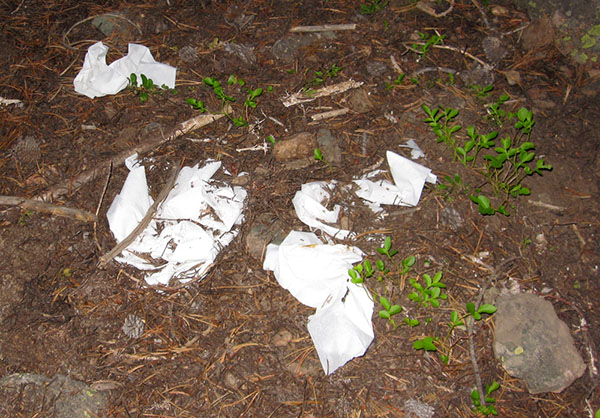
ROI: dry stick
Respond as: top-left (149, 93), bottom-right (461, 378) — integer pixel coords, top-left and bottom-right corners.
top-left (35, 113), bottom-right (225, 203)
top-left (62, 13), bottom-right (142, 50)
top-left (416, 0), bottom-right (455, 18)
top-left (98, 165), bottom-right (180, 268)
top-left (282, 80), bottom-right (363, 107)
top-left (405, 42), bottom-right (493, 71)
top-left (289, 24), bottom-right (356, 32)
top-left (466, 258), bottom-right (516, 409)
top-left (0, 195), bottom-right (97, 222)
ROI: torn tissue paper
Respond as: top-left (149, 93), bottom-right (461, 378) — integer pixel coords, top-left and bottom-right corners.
top-left (354, 150), bottom-right (436, 207)
top-left (263, 231), bottom-right (373, 374)
top-left (106, 158), bottom-right (246, 286)
top-left (74, 42), bottom-right (176, 98)
top-left (291, 181), bottom-right (352, 240)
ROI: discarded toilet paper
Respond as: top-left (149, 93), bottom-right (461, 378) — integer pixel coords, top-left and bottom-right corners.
top-left (292, 150), bottom-right (436, 235)
top-left (263, 231), bottom-right (373, 374)
top-left (292, 181), bottom-right (352, 240)
top-left (74, 42), bottom-right (176, 98)
top-left (354, 150), bottom-right (436, 208)
top-left (106, 156), bottom-right (246, 286)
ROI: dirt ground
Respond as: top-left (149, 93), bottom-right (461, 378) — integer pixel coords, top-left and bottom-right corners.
top-left (0, 0), bottom-right (599, 416)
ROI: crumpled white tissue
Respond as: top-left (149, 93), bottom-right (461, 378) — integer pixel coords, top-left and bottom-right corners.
top-left (354, 150), bottom-right (436, 207)
top-left (74, 42), bottom-right (176, 98)
top-left (291, 181), bottom-right (352, 239)
top-left (263, 231), bottom-right (374, 374)
top-left (106, 159), bottom-right (246, 286)
top-left (399, 139), bottom-right (425, 159)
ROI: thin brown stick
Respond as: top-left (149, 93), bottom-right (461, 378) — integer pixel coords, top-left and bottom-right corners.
top-left (98, 165), bottom-right (180, 267)
top-left (35, 113), bottom-right (224, 203)
top-left (0, 195), bottom-right (96, 222)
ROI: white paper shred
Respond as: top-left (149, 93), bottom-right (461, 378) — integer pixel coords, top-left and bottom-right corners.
top-left (106, 159), bottom-right (246, 286)
top-left (354, 150), bottom-right (436, 208)
top-left (74, 42), bottom-right (176, 98)
top-left (263, 231), bottom-right (373, 375)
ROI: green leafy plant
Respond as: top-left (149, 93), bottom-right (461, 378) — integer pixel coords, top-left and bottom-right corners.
top-left (412, 31), bottom-right (445, 56)
top-left (422, 103), bottom-right (552, 216)
top-left (348, 237), bottom-right (416, 328)
top-left (302, 64), bottom-right (343, 93)
top-left (18, 209), bottom-right (34, 226)
top-left (471, 381), bottom-right (500, 415)
top-left (470, 84), bottom-right (494, 98)
top-left (244, 87), bottom-right (263, 109)
top-left (360, 0), bottom-right (388, 15)
top-left (436, 173), bottom-right (466, 198)
top-left (128, 73), bottom-right (154, 103)
top-left (413, 336), bottom-right (437, 351)
top-left (186, 98), bottom-right (206, 112)
top-left (379, 296), bottom-right (403, 327)
top-left (385, 73), bottom-right (406, 90)
top-left (313, 148), bottom-right (333, 171)
top-left (486, 93), bottom-right (511, 126)
top-left (227, 74), bottom-right (245, 87)
top-left (408, 271), bottom-right (447, 308)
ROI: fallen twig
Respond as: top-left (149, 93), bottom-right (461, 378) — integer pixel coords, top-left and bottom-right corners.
top-left (98, 165), bottom-right (180, 267)
top-left (0, 195), bottom-right (96, 222)
top-left (290, 24), bottom-right (356, 33)
top-left (35, 112), bottom-right (224, 202)
top-left (405, 42), bottom-right (493, 71)
top-left (310, 107), bottom-right (349, 121)
top-left (416, 0), bottom-right (455, 18)
top-left (282, 80), bottom-right (363, 107)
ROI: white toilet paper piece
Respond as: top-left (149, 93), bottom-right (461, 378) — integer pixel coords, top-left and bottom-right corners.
top-left (106, 159), bottom-right (246, 286)
top-left (263, 231), bottom-right (374, 375)
top-left (291, 181), bottom-right (352, 240)
top-left (354, 150), bottom-right (436, 207)
top-left (74, 42), bottom-right (177, 98)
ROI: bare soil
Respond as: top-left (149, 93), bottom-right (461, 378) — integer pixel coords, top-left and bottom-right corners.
top-left (0, 0), bottom-right (599, 416)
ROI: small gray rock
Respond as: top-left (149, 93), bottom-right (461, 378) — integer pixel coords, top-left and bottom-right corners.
top-left (316, 128), bottom-right (342, 164)
top-left (494, 293), bottom-right (586, 394)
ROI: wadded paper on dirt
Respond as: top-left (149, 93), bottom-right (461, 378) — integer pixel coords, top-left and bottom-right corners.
top-left (106, 158), bottom-right (246, 286)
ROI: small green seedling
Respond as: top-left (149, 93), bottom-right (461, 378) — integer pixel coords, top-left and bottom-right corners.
top-left (466, 302), bottom-right (497, 321)
top-left (386, 73), bottom-right (406, 90)
top-left (377, 236), bottom-right (398, 260)
top-left (405, 318), bottom-right (420, 327)
top-left (18, 209), bottom-right (34, 226)
top-left (267, 135), bottom-right (276, 145)
top-left (408, 272), bottom-right (447, 308)
top-left (487, 93), bottom-right (511, 126)
top-left (227, 74), bottom-right (245, 87)
top-left (379, 296), bottom-right (403, 327)
top-left (314, 148), bottom-right (332, 170)
top-left (470, 84), bottom-right (494, 98)
top-left (244, 87), bottom-right (263, 109)
top-left (448, 310), bottom-right (465, 332)
top-left (204, 77), bottom-right (235, 103)
top-left (348, 260), bottom-right (375, 284)
top-left (413, 336), bottom-right (437, 351)
top-left (471, 381), bottom-right (500, 415)
top-left (422, 105), bottom-right (461, 146)
top-left (412, 31), bottom-right (445, 56)
top-left (360, 0), bottom-right (388, 15)
top-left (186, 98), bottom-right (206, 112)
top-left (128, 73), bottom-right (156, 103)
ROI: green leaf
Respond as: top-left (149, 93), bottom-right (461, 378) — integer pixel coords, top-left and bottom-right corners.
top-left (473, 311), bottom-right (482, 320)
top-left (517, 107), bottom-right (531, 122)
top-left (403, 255), bottom-right (416, 268)
top-left (430, 287), bottom-right (440, 298)
top-left (466, 302), bottom-right (476, 315)
top-left (389, 305), bottom-right (402, 315)
top-left (478, 304), bottom-right (497, 314)
top-left (380, 296), bottom-right (391, 311)
top-left (486, 380), bottom-right (500, 395)
top-left (431, 298), bottom-right (440, 308)
top-left (376, 259), bottom-right (386, 271)
top-left (379, 310), bottom-right (391, 319)
top-left (424, 274), bottom-right (432, 287)
top-left (471, 389), bottom-right (481, 405)
top-left (314, 148), bottom-right (323, 161)
top-left (129, 73), bottom-right (138, 87)
top-left (383, 236), bottom-right (392, 252)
